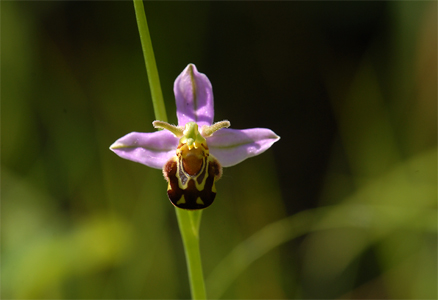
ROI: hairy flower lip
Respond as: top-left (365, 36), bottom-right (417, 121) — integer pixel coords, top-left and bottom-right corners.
top-left (110, 64), bottom-right (280, 170)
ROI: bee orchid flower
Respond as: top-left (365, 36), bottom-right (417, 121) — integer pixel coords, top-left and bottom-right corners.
top-left (110, 64), bottom-right (280, 210)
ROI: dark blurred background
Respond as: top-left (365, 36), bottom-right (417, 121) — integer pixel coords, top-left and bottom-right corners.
top-left (2, 1), bottom-right (436, 299)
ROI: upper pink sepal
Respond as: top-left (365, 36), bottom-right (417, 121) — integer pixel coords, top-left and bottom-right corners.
top-left (174, 64), bottom-right (214, 127)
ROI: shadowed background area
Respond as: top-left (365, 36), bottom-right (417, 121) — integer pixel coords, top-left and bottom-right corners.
top-left (2, 1), bottom-right (436, 299)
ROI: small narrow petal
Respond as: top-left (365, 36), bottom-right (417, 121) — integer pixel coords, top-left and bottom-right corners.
top-left (110, 130), bottom-right (179, 169)
top-left (153, 120), bottom-right (184, 137)
top-left (207, 128), bottom-right (280, 167)
top-left (201, 120), bottom-right (231, 137)
top-left (174, 64), bottom-right (214, 127)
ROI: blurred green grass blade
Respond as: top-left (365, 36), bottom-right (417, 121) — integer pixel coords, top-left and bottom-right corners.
top-left (206, 208), bottom-right (318, 299)
top-left (207, 147), bottom-right (436, 299)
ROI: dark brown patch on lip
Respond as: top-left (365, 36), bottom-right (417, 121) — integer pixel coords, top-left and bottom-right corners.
top-left (164, 159), bottom-right (183, 203)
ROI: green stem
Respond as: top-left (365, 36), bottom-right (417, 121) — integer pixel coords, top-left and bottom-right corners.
top-left (133, 0), bottom-right (167, 122)
top-left (132, 1), bottom-right (206, 299)
top-left (176, 210), bottom-right (207, 299)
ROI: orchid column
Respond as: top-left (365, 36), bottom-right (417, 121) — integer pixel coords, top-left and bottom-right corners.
top-left (111, 2), bottom-right (279, 298)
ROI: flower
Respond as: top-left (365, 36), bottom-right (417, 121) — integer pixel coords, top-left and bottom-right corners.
top-left (110, 64), bottom-right (280, 210)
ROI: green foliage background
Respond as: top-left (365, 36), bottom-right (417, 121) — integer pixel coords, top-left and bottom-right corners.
top-left (2, 1), bottom-right (436, 299)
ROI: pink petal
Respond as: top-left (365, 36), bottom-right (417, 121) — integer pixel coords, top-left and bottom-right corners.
top-left (110, 130), bottom-right (179, 169)
top-left (174, 64), bottom-right (214, 127)
top-left (207, 128), bottom-right (280, 167)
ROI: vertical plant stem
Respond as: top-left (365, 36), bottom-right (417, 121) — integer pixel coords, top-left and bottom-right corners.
top-left (176, 210), bottom-right (207, 299)
top-left (132, 1), bottom-right (206, 299)
top-left (133, 0), bottom-right (167, 122)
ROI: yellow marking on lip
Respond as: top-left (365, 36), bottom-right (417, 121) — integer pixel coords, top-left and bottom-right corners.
top-left (177, 195), bottom-right (186, 205)
top-left (196, 197), bottom-right (204, 205)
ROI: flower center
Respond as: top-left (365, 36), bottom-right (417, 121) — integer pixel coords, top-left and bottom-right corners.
top-left (179, 122), bottom-right (207, 150)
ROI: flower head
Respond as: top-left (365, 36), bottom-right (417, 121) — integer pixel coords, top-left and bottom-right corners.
top-left (110, 64), bottom-right (280, 210)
